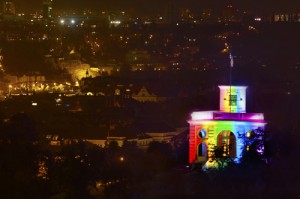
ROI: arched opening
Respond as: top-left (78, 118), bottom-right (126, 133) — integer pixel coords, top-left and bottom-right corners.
top-left (197, 143), bottom-right (207, 157)
top-left (217, 131), bottom-right (236, 157)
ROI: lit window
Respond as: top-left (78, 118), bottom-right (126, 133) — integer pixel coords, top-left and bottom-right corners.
top-left (246, 131), bottom-right (252, 138)
top-left (246, 145), bottom-right (250, 151)
top-left (229, 95), bottom-right (237, 106)
top-left (198, 129), bottom-right (206, 138)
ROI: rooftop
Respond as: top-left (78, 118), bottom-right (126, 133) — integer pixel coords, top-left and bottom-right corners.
top-left (190, 111), bottom-right (265, 122)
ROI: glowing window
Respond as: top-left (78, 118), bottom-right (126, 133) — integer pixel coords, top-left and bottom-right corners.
top-left (229, 95), bottom-right (237, 106)
top-left (246, 131), bottom-right (252, 138)
top-left (198, 129), bottom-right (206, 138)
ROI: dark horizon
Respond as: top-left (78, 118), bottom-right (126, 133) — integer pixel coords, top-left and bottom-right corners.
top-left (4, 0), bottom-right (300, 15)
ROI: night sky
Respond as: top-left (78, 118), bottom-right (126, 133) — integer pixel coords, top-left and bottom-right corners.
top-left (4, 0), bottom-right (300, 15)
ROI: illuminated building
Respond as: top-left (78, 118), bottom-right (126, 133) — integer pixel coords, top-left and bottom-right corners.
top-left (3, 2), bottom-right (15, 15)
top-left (132, 86), bottom-right (167, 102)
top-left (42, 0), bottom-right (53, 19)
top-left (188, 85), bottom-right (266, 168)
top-left (273, 13), bottom-right (300, 22)
top-left (180, 8), bottom-right (194, 22)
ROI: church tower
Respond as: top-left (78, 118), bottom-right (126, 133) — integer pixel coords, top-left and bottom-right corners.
top-left (188, 85), bottom-right (266, 168)
top-left (219, 85), bottom-right (247, 113)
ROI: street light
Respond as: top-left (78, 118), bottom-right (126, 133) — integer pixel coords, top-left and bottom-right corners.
top-left (8, 84), bottom-right (12, 95)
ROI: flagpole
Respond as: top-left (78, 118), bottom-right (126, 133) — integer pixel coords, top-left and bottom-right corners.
top-left (229, 51), bottom-right (233, 113)
top-left (229, 65), bottom-right (232, 113)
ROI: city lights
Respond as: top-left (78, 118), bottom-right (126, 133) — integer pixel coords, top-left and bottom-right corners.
top-left (0, 0), bottom-right (297, 198)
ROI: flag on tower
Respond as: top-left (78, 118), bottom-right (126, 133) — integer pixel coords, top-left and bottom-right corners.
top-left (229, 52), bottom-right (234, 68)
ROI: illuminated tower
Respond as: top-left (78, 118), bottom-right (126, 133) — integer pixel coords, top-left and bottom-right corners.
top-left (43, 0), bottom-right (53, 19)
top-left (219, 85), bottom-right (246, 113)
top-left (3, 2), bottom-right (15, 15)
top-left (188, 85), bottom-right (266, 168)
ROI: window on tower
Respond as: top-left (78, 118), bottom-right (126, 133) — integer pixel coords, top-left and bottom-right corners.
top-left (229, 94), bottom-right (237, 106)
top-left (198, 129), bottom-right (206, 138)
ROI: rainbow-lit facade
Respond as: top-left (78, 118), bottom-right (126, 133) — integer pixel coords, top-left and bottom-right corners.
top-left (188, 85), bottom-right (266, 166)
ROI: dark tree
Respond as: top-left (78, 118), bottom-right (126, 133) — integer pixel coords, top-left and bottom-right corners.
top-left (147, 141), bottom-right (174, 171)
top-left (0, 113), bottom-right (44, 199)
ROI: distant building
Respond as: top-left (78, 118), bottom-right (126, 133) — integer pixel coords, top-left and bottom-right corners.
top-left (221, 5), bottom-right (244, 22)
top-left (188, 85), bottom-right (266, 168)
top-left (18, 75), bottom-right (46, 83)
top-left (59, 60), bottom-right (99, 82)
top-left (138, 119), bottom-right (185, 143)
top-left (5, 31), bottom-right (21, 41)
top-left (42, 0), bottom-right (53, 19)
top-left (132, 86), bottom-right (167, 102)
top-left (46, 123), bottom-right (153, 150)
top-left (273, 13), bottom-right (300, 22)
top-left (86, 135), bottom-right (152, 150)
top-left (3, 2), bottom-right (15, 15)
top-left (199, 9), bottom-right (213, 23)
top-left (180, 8), bottom-right (194, 22)
top-left (98, 66), bottom-right (114, 76)
top-left (1, 1), bottom-right (22, 21)
top-left (145, 123), bottom-right (181, 143)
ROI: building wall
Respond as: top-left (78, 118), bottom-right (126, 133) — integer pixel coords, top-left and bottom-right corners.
top-left (189, 120), bottom-right (266, 164)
